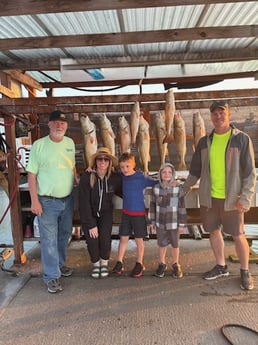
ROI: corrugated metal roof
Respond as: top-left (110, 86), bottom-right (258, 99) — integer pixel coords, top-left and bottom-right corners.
top-left (0, 1), bottom-right (257, 89)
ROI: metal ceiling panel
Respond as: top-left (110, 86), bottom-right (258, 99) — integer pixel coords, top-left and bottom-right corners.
top-left (65, 46), bottom-right (125, 58)
top-left (122, 5), bottom-right (204, 30)
top-left (200, 2), bottom-right (258, 26)
top-left (9, 48), bottom-right (66, 59)
top-left (37, 10), bottom-right (120, 35)
top-left (0, 2), bottom-right (257, 87)
top-left (190, 37), bottom-right (257, 51)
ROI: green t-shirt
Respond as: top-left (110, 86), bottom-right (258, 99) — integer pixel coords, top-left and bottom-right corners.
top-left (26, 135), bottom-right (75, 197)
top-left (209, 130), bottom-right (231, 199)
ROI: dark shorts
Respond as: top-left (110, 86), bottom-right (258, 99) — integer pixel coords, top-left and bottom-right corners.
top-left (200, 198), bottom-right (245, 236)
top-left (119, 213), bottom-right (147, 238)
top-left (157, 228), bottom-right (179, 248)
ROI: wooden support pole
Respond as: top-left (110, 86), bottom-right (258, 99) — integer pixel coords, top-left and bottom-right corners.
top-left (4, 118), bottom-right (26, 264)
top-left (1, 72), bottom-right (26, 264)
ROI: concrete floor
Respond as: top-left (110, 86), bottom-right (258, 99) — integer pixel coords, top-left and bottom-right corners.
top-left (0, 239), bottom-right (257, 345)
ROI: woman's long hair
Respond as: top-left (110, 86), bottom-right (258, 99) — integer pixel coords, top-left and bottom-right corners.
top-left (89, 158), bottom-right (113, 188)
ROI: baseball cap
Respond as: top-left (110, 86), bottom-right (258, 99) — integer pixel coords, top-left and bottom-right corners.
top-left (210, 100), bottom-right (229, 113)
top-left (49, 110), bottom-right (67, 122)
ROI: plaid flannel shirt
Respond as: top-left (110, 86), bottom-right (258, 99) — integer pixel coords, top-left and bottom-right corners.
top-left (147, 182), bottom-right (187, 230)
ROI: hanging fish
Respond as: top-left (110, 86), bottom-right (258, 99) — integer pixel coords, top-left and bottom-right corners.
top-left (118, 115), bottom-right (131, 154)
top-left (192, 111), bottom-right (206, 151)
top-left (154, 112), bottom-right (168, 166)
top-left (173, 112), bottom-right (187, 171)
top-left (80, 115), bottom-right (98, 167)
top-left (130, 101), bottom-right (140, 146)
top-left (99, 113), bottom-right (116, 156)
top-left (163, 89), bottom-right (176, 144)
top-left (137, 115), bottom-right (150, 173)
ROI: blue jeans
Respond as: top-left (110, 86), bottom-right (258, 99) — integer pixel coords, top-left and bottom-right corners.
top-left (38, 194), bottom-right (74, 283)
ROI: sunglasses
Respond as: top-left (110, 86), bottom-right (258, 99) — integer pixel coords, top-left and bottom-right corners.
top-left (96, 156), bottom-right (110, 162)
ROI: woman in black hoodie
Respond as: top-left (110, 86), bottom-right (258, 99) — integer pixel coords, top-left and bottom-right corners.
top-left (79, 147), bottom-right (122, 278)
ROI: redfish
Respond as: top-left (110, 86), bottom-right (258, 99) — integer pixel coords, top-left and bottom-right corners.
top-left (118, 115), bottom-right (131, 154)
top-left (130, 101), bottom-right (140, 146)
top-left (173, 112), bottom-right (187, 170)
top-left (99, 113), bottom-right (116, 156)
top-left (137, 115), bottom-right (150, 173)
top-left (163, 89), bottom-right (176, 144)
top-left (80, 115), bottom-right (98, 167)
top-left (192, 111), bottom-right (206, 151)
top-left (154, 112), bottom-right (168, 165)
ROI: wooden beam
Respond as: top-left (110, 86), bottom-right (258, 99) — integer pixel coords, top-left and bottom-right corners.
top-left (1, 96), bottom-right (257, 115)
top-left (3, 70), bottom-right (43, 91)
top-left (61, 48), bottom-right (258, 69)
top-left (1, 72), bottom-right (26, 265)
top-left (0, 84), bottom-right (16, 98)
top-left (1, 0), bottom-right (256, 16)
top-left (1, 89), bottom-right (258, 106)
top-left (1, 49), bottom-right (257, 72)
top-left (1, 26), bottom-right (257, 51)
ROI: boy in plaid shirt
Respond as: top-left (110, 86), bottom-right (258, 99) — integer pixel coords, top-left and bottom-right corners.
top-left (147, 163), bottom-right (187, 278)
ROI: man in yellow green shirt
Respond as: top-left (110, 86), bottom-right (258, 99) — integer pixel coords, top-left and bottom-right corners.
top-left (183, 101), bottom-right (256, 290)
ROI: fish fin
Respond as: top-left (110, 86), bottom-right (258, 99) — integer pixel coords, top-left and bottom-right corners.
top-left (192, 143), bottom-right (196, 152)
top-left (108, 130), bottom-right (116, 139)
top-left (177, 163), bottom-right (187, 171)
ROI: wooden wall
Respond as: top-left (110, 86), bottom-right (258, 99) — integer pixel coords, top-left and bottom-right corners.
top-left (1, 88), bottom-right (258, 173)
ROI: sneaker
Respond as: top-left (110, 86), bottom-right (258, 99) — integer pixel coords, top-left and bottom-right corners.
top-left (100, 266), bottom-right (109, 278)
top-left (172, 263), bottom-right (183, 279)
top-left (112, 261), bottom-right (124, 275)
top-left (47, 278), bottom-right (63, 294)
top-left (203, 264), bottom-right (229, 280)
top-left (240, 269), bottom-right (254, 290)
top-left (60, 266), bottom-right (73, 277)
top-left (91, 266), bottom-right (100, 278)
top-left (131, 262), bottom-right (144, 278)
top-left (155, 263), bottom-right (167, 278)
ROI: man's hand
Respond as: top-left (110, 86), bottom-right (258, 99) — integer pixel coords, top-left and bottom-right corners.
top-left (235, 201), bottom-right (248, 213)
top-left (31, 200), bottom-right (43, 216)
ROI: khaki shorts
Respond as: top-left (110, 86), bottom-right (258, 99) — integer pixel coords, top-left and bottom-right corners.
top-left (200, 198), bottom-right (245, 236)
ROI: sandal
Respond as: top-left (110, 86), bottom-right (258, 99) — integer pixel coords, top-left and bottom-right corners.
top-left (91, 266), bottom-right (100, 278)
top-left (100, 266), bottom-right (109, 278)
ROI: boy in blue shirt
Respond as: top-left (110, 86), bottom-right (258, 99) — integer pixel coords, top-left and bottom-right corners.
top-left (112, 153), bottom-right (156, 277)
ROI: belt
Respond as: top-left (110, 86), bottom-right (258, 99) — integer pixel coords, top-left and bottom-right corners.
top-left (39, 194), bottom-right (71, 200)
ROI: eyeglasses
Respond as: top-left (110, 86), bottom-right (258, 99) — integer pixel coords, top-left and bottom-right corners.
top-left (96, 156), bottom-right (110, 162)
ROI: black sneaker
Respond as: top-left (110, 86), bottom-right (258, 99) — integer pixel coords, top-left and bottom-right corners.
top-left (155, 263), bottom-right (167, 278)
top-left (172, 263), bottom-right (183, 279)
top-left (240, 269), bottom-right (254, 290)
top-left (47, 278), bottom-right (63, 294)
top-left (203, 264), bottom-right (229, 280)
top-left (131, 262), bottom-right (144, 278)
top-left (60, 266), bottom-right (73, 277)
top-left (112, 261), bottom-right (124, 275)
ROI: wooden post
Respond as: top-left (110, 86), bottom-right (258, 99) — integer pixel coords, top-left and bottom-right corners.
top-left (4, 120), bottom-right (26, 264)
top-left (1, 72), bottom-right (26, 264)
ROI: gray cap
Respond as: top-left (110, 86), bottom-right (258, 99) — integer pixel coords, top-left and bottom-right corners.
top-left (210, 100), bottom-right (229, 113)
